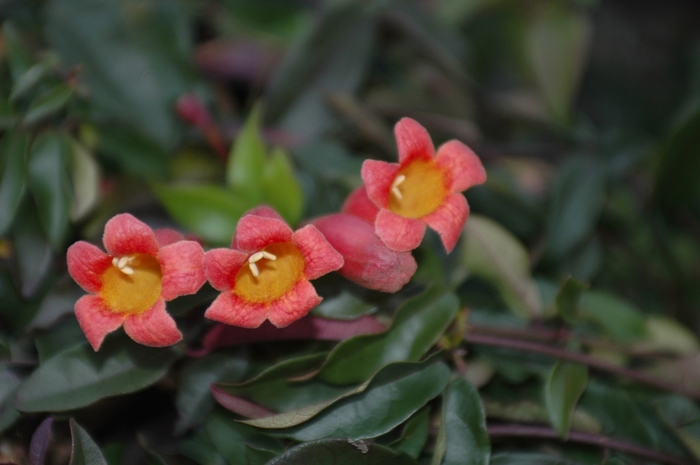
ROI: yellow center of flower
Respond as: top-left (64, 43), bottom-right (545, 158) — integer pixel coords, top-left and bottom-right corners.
top-left (234, 243), bottom-right (305, 303)
top-left (100, 254), bottom-right (162, 315)
top-left (388, 159), bottom-right (448, 218)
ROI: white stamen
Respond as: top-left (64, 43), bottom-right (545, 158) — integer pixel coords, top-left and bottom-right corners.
top-left (118, 256), bottom-right (129, 269)
top-left (392, 186), bottom-right (403, 199)
top-left (248, 251), bottom-right (264, 263)
top-left (121, 266), bottom-right (134, 275)
top-left (249, 262), bottom-right (259, 277)
top-left (391, 174), bottom-right (406, 199)
top-left (262, 251), bottom-right (277, 261)
top-left (112, 257), bottom-right (119, 267)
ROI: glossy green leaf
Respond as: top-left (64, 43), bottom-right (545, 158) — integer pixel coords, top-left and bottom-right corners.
top-left (14, 337), bottom-right (181, 412)
top-left (35, 318), bottom-right (85, 363)
top-left (543, 157), bottom-right (606, 261)
top-left (578, 291), bottom-right (648, 343)
top-left (462, 214), bottom-right (542, 319)
top-left (491, 453), bottom-right (579, 465)
top-left (11, 198), bottom-right (53, 298)
top-left (0, 368), bottom-right (20, 434)
top-left (483, 397), bottom-right (600, 433)
top-left (23, 84), bottom-right (72, 125)
top-left (440, 379), bottom-right (490, 465)
top-left (69, 419), bottom-right (108, 465)
top-left (68, 139), bottom-right (100, 221)
top-left (204, 412), bottom-right (282, 465)
top-left (266, 438), bottom-right (420, 465)
top-left (544, 361), bottom-right (589, 438)
top-left (261, 147), bottom-right (303, 225)
top-left (388, 406), bottom-right (430, 459)
top-left (153, 184), bottom-right (252, 245)
top-left (175, 353), bottom-right (249, 434)
top-left (226, 105), bottom-right (266, 202)
top-left (525, 3), bottom-right (591, 123)
top-left (555, 276), bottom-right (588, 322)
top-left (272, 355), bottom-right (450, 441)
top-left (9, 62), bottom-right (51, 102)
top-left (27, 132), bottom-right (72, 249)
top-left (315, 286), bottom-right (458, 385)
top-left (0, 131), bottom-right (28, 235)
top-left (311, 291), bottom-right (377, 320)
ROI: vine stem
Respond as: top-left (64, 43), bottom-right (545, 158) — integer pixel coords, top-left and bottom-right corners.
top-left (463, 332), bottom-right (700, 400)
top-left (488, 424), bottom-right (695, 465)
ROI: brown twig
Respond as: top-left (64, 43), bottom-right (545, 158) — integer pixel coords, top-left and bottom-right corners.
top-left (488, 424), bottom-right (695, 465)
top-left (464, 332), bottom-right (700, 400)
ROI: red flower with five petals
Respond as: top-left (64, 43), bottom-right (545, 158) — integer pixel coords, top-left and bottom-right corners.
top-left (350, 117), bottom-right (486, 253)
top-left (203, 206), bottom-right (344, 328)
top-left (67, 214), bottom-right (206, 351)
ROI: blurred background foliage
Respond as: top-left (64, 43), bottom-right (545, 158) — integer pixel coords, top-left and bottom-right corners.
top-left (1, 0), bottom-right (700, 464)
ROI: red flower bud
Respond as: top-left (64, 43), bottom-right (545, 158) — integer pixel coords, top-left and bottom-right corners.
top-left (176, 94), bottom-right (212, 129)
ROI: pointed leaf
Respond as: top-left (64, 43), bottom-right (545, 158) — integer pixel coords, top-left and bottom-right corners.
top-left (68, 139), bottom-right (100, 221)
top-left (29, 417), bottom-right (53, 465)
top-left (579, 291), bottom-right (648, 343)
top-left (440, 379), bottom-right (490, 465)
top-left (544, 361), bottom-right (589, 438)
top-left (27, 132), bottom-right (72, 249)
top-left (462, 214), bottom-right (542, 319)
top-left (266, 438), bottom-right (420, 465)
top-left (262, 147), bottom-right (303, 225)
top-left (153, 184), bottom-right (252, 245)
top-left (315, 286), bottom-right (458, 385)
top-left (2, 23), bottom-right (33, 80)
top-left (10, 62), bottom-right (51, 102)
top-left (226, 105), bottom-right (266, 202)
top-left (23, 84), bottom-right (73, 125)
top-left (0, 368), bottom-right (20, 434)
top-left (555, 276), bottom-right (588, 322)
top-left (0, 131), bottom-right (28, 235)
top-left (69, 419), bottom-right (108, 465)
top-left (14, 337), bottom-right (181, 412)
top-left (388, 406), bottom-right (430, 459)
top-left (311, 291), bottom-right (377, 320)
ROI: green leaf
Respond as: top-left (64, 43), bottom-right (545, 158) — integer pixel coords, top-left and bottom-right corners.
top-left (388, 406), bottom-right (430, 459)
top-left (462, 214), bottom-right (542, 319)
top-left (632, 316), bottom-right (700, 355)
top-left (555, 277), bottom-right (588, 322)
top-left (2, 23), bottom-right (33, 80)
top-left (491, 453), bottom-right (579, 465)
top-left (175, 353), bottom-right (249, 434)
top-left (525, 3), bottom-right (591, 124)
top-left (272, 355), bottom-right (450, 441)
top-left (153, 184), bottom-right (252, 245)
top-left (14, 337), bottom-right (181, 412)
top-left (226, 105), bottom-right (267, 202)
top-left (9, 62), bottom-right (51, 102)
top-left (11, 198), bottom-right (53, 298)
top-left (261, 147), bottom-right (303, 225)
top-left (266, 438), bottom-right (420, 465)
top-left (23, 84), bottom-right (73, 125)
top-left (0, 131), bottom-right (28, 235)
top-left (578, 291), bottom-right (648, 343)
top-left (0, 368), bottom-right (20, 434)
top-left (315, 286), bottom-right (459, 385)
top-left (68, 139), bottom-right (100, 221)
top-left (204, 411), bottom-right (283, 465)
top-left (311, 291), bottom-right (377, 320)
top-left (69, 419), bottom-right (108, 465)
top-left (440, 379), bottom-right (490, 465)
top-left (544, 361), bottom-right (589, 438)
top-left (655, 395), bottom-right (700, 461)
top-left (95, 124), bottom-right (170, 178)
top-left (483, 397), bottom-right (600, 433)
top-left (27, 132), bottom-right (72, 249)
top-left (543, 157), bottom-right (606, 261)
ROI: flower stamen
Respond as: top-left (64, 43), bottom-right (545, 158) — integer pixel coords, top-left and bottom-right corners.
top-left (247, 249), bottom-right (278, 278)
top-left (112, 255), bottom-right (135, 275)
top-left (391, 174), bottom-right (406, 200)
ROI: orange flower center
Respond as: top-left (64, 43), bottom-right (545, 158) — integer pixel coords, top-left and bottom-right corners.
top-left (234, 243), bottom-right (305, 303)
top-left (100, 254), bottom-right (162, 315)
top-left (388, 159), bottom-right (448, 218)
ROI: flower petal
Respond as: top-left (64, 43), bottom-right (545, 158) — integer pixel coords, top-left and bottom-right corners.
top-left (361, 160), bottom-right (399, 209)
top-left (159, 240), bottom-right (206, 301)
top-left (67, 241), bottom-right (111, 293)
top-left (204, 292), bottom-right (268, 328)
top-left (154, 228), bottom-right (184, 247)
top-left (375, 209), bottom-right (426, 252)
top-left (232, 214), bottom-right (293, 253)
top-left (342, 186), bottom-right (379, 223)
top-left (395, 117), bottom-right (435, 164)
top-left (311, 213), bottom-right (417, 293)
top-left (75, 295), bottom-right (125, 351)
top-left (435, 140), bottom-right (487, 192)
top-left (244, 205), bottom-right (285, 221)
top-left (423, 193), bottom-right (469, 253)
top-left (267, 280), bottom-right (322, 328)
top-left (203, 248), bottom-right (249, 292)
top-left (293, 225), bottom-right (344, 280)
top-left (103, 213), bottom-right (160, 257)
top-left (123, 299), bottom-right (182, 347)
